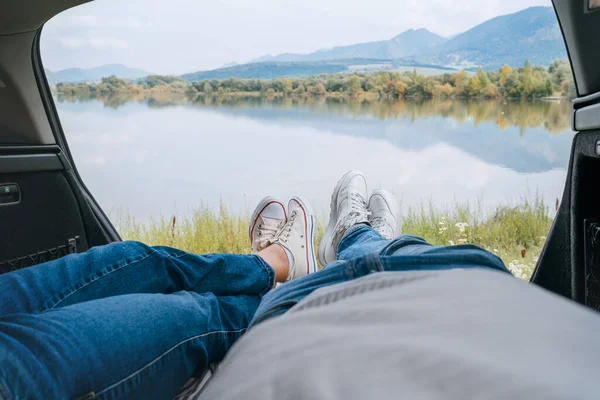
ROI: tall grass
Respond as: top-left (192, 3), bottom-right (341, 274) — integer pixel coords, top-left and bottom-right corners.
top-left (117, 203), bottom-right (250, 254)
top-left (402, 196), bottom-right (552, 279)
top-left (117, 198), bottom-right (553, 280)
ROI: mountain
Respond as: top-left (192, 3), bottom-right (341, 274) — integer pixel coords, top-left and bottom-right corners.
top-left (397, 7), bottom-right (566, 69)
top-left (252, 28), bottom-right (447, 63)
top-left (181, 7), bottom-right (566, 81)
top-left (182, 59), bottom-right (407, 81)
top-left (44, 69), bottom-right (59, 84)
top-left (46, 64), bottom-right (151, 84)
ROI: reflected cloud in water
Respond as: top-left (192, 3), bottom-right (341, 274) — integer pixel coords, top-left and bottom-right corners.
top-left (55, 93), bottom-right (575, 221)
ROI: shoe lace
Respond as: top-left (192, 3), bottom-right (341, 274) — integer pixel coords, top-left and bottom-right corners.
top-left (272, 210), bottom-right (299, 245)
top-left (255, 218), bottom-right (285, 250)
top-left (370, 216), bottom-right (390, 234)
top-left (348, 192), bottom-right (370, 222)
top-left (332, 193), bottom-right (370, 249)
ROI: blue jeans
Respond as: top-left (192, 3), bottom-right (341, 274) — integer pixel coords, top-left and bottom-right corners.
top-left (0, 242), bottom-right (275, 400)
top-left (251, 225), bottom-right (509, 326)
top-left (0, 226), bottom-right (508, 399)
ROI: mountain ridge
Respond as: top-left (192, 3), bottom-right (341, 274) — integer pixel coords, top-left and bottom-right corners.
top-left (251, 28), bottom-right (447, 63)
top-left (395, 6), bottom-right (565, 69)
top-left (46, 64), bottom-right (151, 84)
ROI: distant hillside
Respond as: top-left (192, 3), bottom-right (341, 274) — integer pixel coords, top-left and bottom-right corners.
top-left (46, 64), bottom-right (151, 83)
top-left (252, 29), bottom-right (447, 63)
top-left (44, 69), bottom-right (59, 84)
top-left (397, 7), bottom-right (566, 69)
top-left (181, 59), bottom-right (404, 81)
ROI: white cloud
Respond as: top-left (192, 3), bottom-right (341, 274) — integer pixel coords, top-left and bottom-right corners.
top-left (60, 37), bottom-right (86, 48)
top-left (122, 17), bottom-right (142, 29)
top-left (89, 37), bottom-right (129, 49)
top-left (59, 36), bottom-right (128, 49)
top-left (67, 15), bottom-right (98, 27)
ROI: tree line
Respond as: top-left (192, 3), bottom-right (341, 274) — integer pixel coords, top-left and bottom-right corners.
top-left (54, 59), bottom-right (575, 100)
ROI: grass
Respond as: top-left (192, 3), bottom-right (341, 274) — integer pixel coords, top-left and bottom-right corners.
top-left (117, 197), bottom-right (553, 281)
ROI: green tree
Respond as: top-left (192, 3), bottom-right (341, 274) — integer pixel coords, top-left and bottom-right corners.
top-left (454, 70), bottom-right (469, 95)
top-left (283, 79), bottom-right (293, 95)
top-left (476, 67), bottom-right (491, 87)
top-left (520, 59), bottom-right (534, 97)
top-left (347, 75), bottom-right (362, 95)
top-left (499, 65), bottom-right (512, 87)
top-left (311, 83), bottom-right (327, 96)
top-left (504, 71), bottom-right (521, 98)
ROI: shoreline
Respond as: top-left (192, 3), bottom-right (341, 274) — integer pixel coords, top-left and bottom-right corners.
top-left (53, 88), bottom-right (570, 102)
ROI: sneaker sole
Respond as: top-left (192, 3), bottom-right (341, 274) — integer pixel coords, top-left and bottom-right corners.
top-left (318, 171), bottom-right (364, 266)
top-left (248, 196), bottom-right (287, 244)
top-left (290, 196), bottom-right (318, 275)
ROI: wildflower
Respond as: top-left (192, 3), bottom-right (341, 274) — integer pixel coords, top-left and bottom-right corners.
top-left (455, 222), bottom-right (469, 233)
top-left (449, 240), bottom-right (455, 246)
top-left (493, 249), bottom-right (499, 253)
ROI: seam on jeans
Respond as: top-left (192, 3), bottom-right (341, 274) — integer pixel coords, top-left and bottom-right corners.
top-left (156, 249), bottom-right (198, 259)
top-left (95, 328), bottom-right (247, 397)
top-left (371, 253), bottom-right (385, 273)
top-left (0, 378), bottom-right (11, 400)
top-left (48, 249), bottom-right (158, 310)
top-left (251, 255), bottom-right (276, 295)
top-left (346, 259), bottom-right (359, 279)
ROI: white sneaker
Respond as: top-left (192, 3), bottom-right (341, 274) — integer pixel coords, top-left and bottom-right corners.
top-left (271, 196), bottom-right (317, 281)
top-left (318, 171), bottom-right (370, 266)
top-left (368, 189), bottom-right (399, 240)
top-left (249, 197), bottom-right (287, 254)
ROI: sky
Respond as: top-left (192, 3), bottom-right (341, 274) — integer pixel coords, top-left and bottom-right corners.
top-left (41, 0), bottom-right (552, 75)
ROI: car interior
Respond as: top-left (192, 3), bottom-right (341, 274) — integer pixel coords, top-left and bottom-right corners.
top-left (0, 0), bottom-right (119, 276)
top-left (1, 0), bottom-right (600, 395)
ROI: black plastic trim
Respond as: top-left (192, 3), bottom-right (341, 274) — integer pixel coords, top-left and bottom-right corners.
top-left (551, 0), bottom-right (580, 96)
top-left (573, 91), bottom-right (600, 109)
top-left (0, 144), bottom-right (62, 155)
top-left (574, 103), bottom-right (600, 131)
top-left (0, 153), bottom-right (63, 173)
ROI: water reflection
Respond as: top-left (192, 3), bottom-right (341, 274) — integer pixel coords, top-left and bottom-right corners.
top-left (54, 93), bottom-right (574, 220)
top-left (56, 92), bottom-right (572, 134)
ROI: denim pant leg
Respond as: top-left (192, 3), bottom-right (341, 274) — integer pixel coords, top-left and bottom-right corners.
top-left (0, 291), bottom-right (261, 400)
top-left (0, 241), bottom-right (275, 316)
top-left (336, 225), bottom-right (390, 261)
top-left (252, 226), bottom-right (509, 327)
top-left (252, 225), bottom-right (393, 326)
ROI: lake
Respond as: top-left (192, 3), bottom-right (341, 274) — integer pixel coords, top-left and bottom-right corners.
top-left (54, 93), bottom-right (575, 222)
